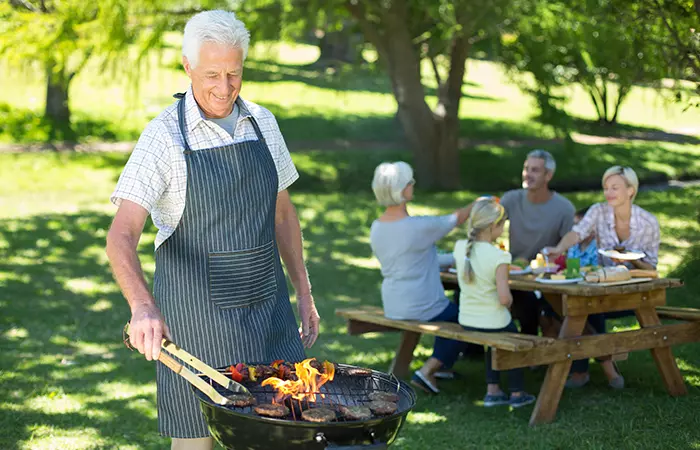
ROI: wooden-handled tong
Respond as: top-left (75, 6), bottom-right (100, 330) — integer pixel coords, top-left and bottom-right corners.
top-left (123, 323), bottom-right (251, 407)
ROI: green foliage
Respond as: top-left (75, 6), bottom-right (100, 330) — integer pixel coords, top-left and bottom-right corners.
top-left (500, 0), bottom-right (676, 128)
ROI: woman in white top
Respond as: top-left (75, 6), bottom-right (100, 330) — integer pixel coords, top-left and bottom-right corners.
top-left (369, 162), bottom-right (473, 395)
top-left (453, 198), bottom-right (536, 408)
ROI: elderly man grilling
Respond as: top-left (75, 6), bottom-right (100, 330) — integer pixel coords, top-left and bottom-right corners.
top-left (106, 11), bottom-right (319, 450)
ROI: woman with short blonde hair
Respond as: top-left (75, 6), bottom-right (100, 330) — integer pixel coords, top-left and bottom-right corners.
top-left (370, 161), bottom-right (475, 394)
top-left (547, 165), bottom-right (657, 269)
top-left (545, 165), bottom-right (660, 389)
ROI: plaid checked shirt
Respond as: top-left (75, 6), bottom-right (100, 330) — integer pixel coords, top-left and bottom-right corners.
top-left (572, 202), bottom-right (660, 268)
top-left (111, 86), bottom-right (299, 250)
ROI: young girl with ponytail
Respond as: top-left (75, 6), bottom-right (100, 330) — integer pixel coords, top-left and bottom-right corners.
top-left (453, 197), bottom-right (536, 408)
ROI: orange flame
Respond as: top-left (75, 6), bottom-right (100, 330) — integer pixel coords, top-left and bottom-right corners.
top-left (261, 358), bottom-right (335, 402)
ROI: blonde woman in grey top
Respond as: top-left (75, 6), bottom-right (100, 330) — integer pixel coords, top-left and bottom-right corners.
top-left (369, 161), bottom-right (473, 394)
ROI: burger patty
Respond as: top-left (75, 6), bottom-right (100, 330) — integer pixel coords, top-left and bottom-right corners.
top-left (227, 394), bottom-right (256, 407)
top-left (368, 391), bottom-right (399, 403)
top-left (368, 400), bottom-right (397, 416)
top-left (338, 405), bottom-right (372, 421)
top-left (343, 367), bottom-right (372, 377)
top-left (254, 403), bottom-right (290, 418)
top-left (301, 407), bottom-right (337, 423)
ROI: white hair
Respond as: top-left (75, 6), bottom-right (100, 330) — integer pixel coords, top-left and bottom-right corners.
top-left (182, 10), bottom-right (251, 69)
top-left (602, 165), bottom-right (639, 202)
top-left (372, 162), bottom-right (414, 207)
top-left (527, 149), bottom-right (556, 174)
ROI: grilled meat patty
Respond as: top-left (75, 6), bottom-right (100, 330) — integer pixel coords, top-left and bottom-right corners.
top-left (343, 367), bottom-right (372, 377)
top-left (368, 391), bottom-right (399, 403)
top-left (228, 394), bottom-right (256, 407)
top-left (338, 405), bottom-right (372, 421)
top-left (254, 403), bottom-right (290, 418)
top-left (368, 400), bottom-right (397, 416)
top-left (301, 407), bottom-right (337, 423)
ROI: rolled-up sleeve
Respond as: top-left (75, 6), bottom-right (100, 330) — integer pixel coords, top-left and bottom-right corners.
top-left (110, 122), bottom-right (171, 212)
top-left (259, 109), bottom-right (298, 192)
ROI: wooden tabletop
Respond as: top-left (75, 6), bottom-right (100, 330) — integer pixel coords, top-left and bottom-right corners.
top-left (440, 271), bottom-right (683, 296)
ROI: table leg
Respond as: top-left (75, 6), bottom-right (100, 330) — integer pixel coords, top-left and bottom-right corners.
top-left (388, 331), bottom-right (421, 378)
top-left (635, 306), bottom-right (687, 396)
top-left (529, 315), bottom-right (587, 426)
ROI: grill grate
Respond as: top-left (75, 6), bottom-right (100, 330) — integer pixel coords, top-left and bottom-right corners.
top-left (203, 365), bottom-right (410, 422)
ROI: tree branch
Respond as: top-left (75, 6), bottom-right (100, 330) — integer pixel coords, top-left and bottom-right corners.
top-left (430, 55), bottom-right (442, 87)
top-left (445, 35), bottom-right (470, 101)
top-left (344, 1), bottom-right (386, 58)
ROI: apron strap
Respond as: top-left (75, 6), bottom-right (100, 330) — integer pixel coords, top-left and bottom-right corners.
top-left (245, 110), bottom-right (266, 143)
top-left (175, 93), bottom-right (192, 153)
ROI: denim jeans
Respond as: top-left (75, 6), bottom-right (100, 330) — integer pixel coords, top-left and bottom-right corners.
top-left (461, 321), bottom-right (525, 393)
top-left (510, 290), bottom-right (541, 336)
top-left (427, 301), bottom-right (466, 368)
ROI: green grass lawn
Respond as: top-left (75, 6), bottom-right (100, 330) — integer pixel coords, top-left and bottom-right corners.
top-left (1, 151), bottom-right (699, 450)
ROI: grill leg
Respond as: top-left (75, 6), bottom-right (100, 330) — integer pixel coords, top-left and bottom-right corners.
top-left (389, 331), bottom-right (421, 378)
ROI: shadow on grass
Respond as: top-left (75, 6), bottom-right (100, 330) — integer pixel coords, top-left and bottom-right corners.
top-left (571, 117), bottom-right (700, 145)
top-left (0, 212), bottom-right (166, 449)
top-left (0, 102), bottom-right (548, 145)
top-left (1, 186), bottom-right (699, 449)
top-left (0, 103), bottom-right (143, 144)
top-left (291, 141), bottom-right (700, 194)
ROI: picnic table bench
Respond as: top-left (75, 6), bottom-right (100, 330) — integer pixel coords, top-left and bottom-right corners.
top-left (335, 305), bottom-right (556, 377)
top-left (336, 274), bottom-right (700, 426)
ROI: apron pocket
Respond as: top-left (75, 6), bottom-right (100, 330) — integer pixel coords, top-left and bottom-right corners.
top-left (208, 241), bottom-right (277, 309)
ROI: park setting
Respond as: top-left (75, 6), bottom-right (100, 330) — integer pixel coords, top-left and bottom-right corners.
top-left (1, 0), bottom-right (699, 449)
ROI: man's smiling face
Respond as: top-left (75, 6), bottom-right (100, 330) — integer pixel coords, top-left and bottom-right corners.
top-left (184, 41), bottom-right (243, 119)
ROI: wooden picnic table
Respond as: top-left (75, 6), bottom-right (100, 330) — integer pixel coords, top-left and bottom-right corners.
top-left (441, 272), bottom-right (697, 426)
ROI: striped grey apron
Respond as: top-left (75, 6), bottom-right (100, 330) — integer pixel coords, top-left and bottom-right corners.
top-left (152, 94), bottom-right (306, 438)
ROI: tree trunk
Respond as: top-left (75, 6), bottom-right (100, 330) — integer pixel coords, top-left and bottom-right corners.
top-left (432, 36), bottom-right (470, 191)
top-left (601, 80), bottom-right (609, 123)
top-left (610, 85), bottom-right (630, 125)
top-left (45, 60), bottom-right (75, 140)
top-left (345, 0), bottom-right (464, 190)
top-left (587, 88), bottom-right (604, 123)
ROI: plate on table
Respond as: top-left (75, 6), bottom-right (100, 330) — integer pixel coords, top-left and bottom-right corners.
top-left (598, 249), bottom-right (645, 261)
top-left (509, 266), bottom-right (532, 276)
top-left (535, 277), bottom-right (583, 285)
top-left (532, 264), bottom-right (560, 274)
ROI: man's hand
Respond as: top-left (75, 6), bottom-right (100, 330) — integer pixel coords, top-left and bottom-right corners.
top-left (297, 293), bottom-right (320, 348)
top-left (542, 246), bottom-right (562, 259)
top-left (129, 303), bottom-right (171, 361)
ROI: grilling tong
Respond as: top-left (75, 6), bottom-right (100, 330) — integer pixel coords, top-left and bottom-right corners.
top-left (123, 323), bottom-right (251, 406)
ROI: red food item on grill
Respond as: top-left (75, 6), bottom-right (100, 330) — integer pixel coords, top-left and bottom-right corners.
top-left (277, 363), bottom-right (294, 380)
top-left (309, 359), bottom-right (323, 372)
top-left (229, 365), bottom-right (243, 383)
